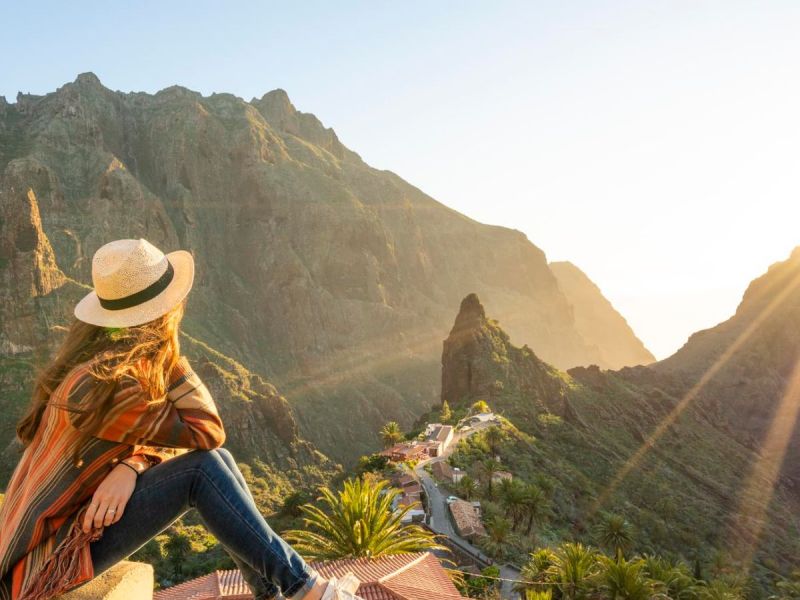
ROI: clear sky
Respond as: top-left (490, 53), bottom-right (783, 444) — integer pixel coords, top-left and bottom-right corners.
top-left (3, 1), bottom-right (799, 359)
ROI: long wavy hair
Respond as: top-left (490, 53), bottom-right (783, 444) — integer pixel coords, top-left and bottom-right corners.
top-left (16, 297), bottom-right (187, 465)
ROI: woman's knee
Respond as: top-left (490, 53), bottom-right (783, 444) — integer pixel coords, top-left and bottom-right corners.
top-left (186, 448), bottom-right (230, 473)
top-left (214, 447), bottom-right (234, 463)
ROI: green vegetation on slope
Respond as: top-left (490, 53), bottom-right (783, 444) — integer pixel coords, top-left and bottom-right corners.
top-left (435, 293), bottom-right (800, 598)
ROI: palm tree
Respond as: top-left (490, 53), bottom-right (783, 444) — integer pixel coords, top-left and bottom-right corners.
top-left (164, 532), bottom-right (192, 577)
top-left (522, 484), bottom-right (550, 536)
top-left (281, 490), bottom-right (310, 518)
top-left (482, 514), bottom-right (513, 560)
top-left (594, 513), bottom-right (634, 560)
top-left (699, 578), bottom-right (745, 600)
top-left (499, 479), bottom-right (527, 528)
top-left (545, 542), bottom-right (601, 600)
top-left (597, 554), bottom-right (655, 600)
top-left (456, 475), bottom-right (478, 500)
top-left (282, 476), bottom-right (447, 561)
top-left (476, 458), bottom-right (501, 498)
top-left (515, 548), bottom-right (556, 597)
top-left (774, 570), bottom-right (800, 600)
top-left (379, 421), bottom-right (403, 448)
top-left (642, 554), bottom-right (700, 600)
top-left (484, 425), bottom-right (504, 456)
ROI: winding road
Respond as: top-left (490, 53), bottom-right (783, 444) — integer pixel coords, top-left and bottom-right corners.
top-left (411, 418), bottom-right (522, 599)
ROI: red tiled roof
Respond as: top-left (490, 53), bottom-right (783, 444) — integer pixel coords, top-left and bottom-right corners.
top-left (449, 499), bottom-right (486, 538)
top-left (397, 494), bottom-right (422, 509)
top-left (153, 572), bottom-right (224, 600)
top-left (217, 569), bottom-right (250, 597)
top-left (312, 552), bottom-right (463, 600)
top-left (431, 461), bottom-right (455, 481)
top-left (393, 474), bottom-right (416, 487)
top-left (400, 482), bottom-right (422, 495)
top-left (154, 552), bottom-right (463, 600)
top-left (380, 443), bottom-right (429, 460)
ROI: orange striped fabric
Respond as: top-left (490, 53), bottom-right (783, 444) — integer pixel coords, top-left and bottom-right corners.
top-left (0, 355), bottom-right (226, 600)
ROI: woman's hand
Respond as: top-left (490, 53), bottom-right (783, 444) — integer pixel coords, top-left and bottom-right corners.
top-left (82, 463), bottom-right (137, 532)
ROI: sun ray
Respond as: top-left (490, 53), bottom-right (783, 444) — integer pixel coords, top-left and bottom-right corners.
top-left (275, 297), bottom-right (540, 400)
top-left (725, 354), bottom-right (800, 575)
top-left (589, 265), bottom-right (800, 516)
top-left (275, 322), bottom-right (446, 399)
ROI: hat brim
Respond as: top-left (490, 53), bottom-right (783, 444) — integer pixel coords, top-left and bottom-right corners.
top-left (74, 250), bottom-right (195, 328)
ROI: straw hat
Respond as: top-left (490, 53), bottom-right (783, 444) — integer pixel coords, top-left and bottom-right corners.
top-left (74, 238), bottom-right (195, 328)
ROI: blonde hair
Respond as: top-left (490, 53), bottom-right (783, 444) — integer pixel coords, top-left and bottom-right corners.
top-left (17, 298), bottom-right (187, 464)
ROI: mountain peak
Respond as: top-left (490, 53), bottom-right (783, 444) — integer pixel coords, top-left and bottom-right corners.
top-left (250, 88), bottom-right (348, 159)
top-left (447, 293), bottom-right (488, 339)
top-left (458, 292), bottom-right (486, 320)
top-left (252, 88), bottom-right (297, 126)
top-left (441, 292), bottom-right (565, 408)
top-left (74, 72), bottom-right (103, 88)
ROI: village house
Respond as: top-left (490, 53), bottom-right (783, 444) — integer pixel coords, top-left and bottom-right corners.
top-left (431, 461), bottom-right (465, 484)
top-left (390, 472), bottom-right (415, 487)
top-left (400, 481), bottom-right (422, 496)
top-left (424, 425), bottom-right (454, 457)
top-left (394, 492), bottom-right (425, 524)
top-left (386, 472), bottom-right (424, 523)
top-left (379, 441), bottom-right (429, 462)
top-left (423, 422), bottom-right (442, 437)
top-left (154, 552), bottom-right (465, 599)
top-left (448, 498), bottom-right (486, 541)
top-left (431, 460), bottom-right (453, 482)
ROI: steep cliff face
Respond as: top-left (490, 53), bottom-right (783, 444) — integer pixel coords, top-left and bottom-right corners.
top-left (440, 291), bottom-right (800, 584)
top-left (654, 246), bottom-right (800, 479)
top-left (0, 74), bottom-right (646, 463)
top-left (0, 180), bottom-right (337, 486)
top-left (550, 261), bottom-right (655, 369)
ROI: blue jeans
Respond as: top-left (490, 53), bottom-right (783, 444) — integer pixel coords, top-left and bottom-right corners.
top-left (88, 448), bottom-right (321, 599)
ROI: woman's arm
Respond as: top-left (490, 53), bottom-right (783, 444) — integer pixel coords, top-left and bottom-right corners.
top-left (68, 355), bottom-right (226, 450)
top-left (123, 445), bottom-right (187, 475)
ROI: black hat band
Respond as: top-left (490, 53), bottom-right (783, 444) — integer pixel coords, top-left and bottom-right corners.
top-left (97, 259), bottom-right (175, 311)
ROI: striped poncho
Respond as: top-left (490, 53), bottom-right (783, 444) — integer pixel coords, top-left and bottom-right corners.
top-left (0, 355), bottom-right (226, 600)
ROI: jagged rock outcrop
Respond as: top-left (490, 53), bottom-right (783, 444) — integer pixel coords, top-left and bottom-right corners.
top-left (441, 293), bottom-right (566, 411)
top-left (0, 184), bottom-right (68, 352)
top-left (0, 73), bottom-right (646, 463)
top-left (550, 261), bottom-right (655, 368)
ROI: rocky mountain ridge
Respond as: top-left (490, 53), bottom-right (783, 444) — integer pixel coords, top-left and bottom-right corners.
top-left (653, 246), bottom-right (800, 479)
top-left (0, 73), bottom-right (653, 463)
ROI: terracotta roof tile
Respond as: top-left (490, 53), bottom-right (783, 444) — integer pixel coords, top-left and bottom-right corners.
top-left (449, 499), bottom-right (486, 538)
top-left (155, 552), bottom-right (464, 599)
top-left (153, 572), bottom-right (219, 600)
top-left (431, 461), bottom-right (455, 481)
